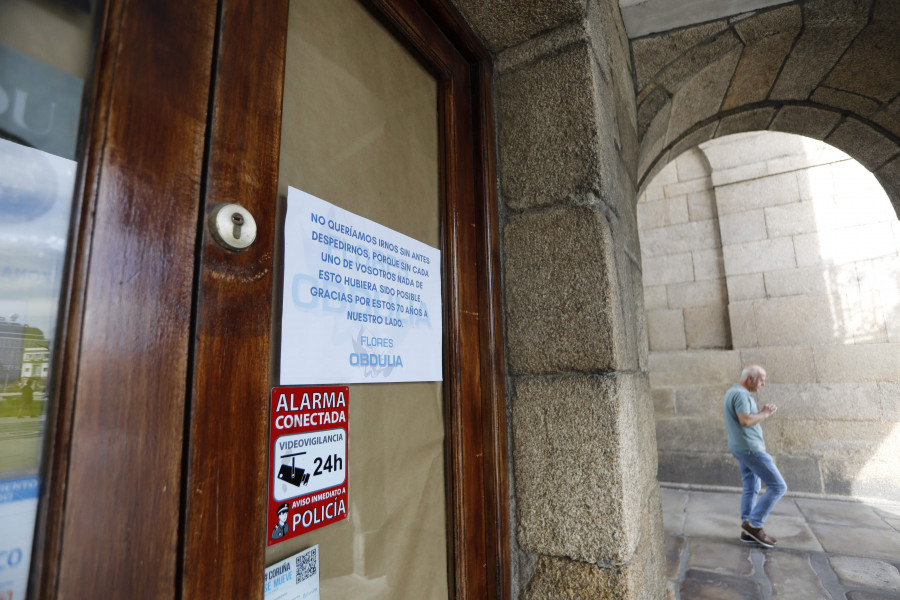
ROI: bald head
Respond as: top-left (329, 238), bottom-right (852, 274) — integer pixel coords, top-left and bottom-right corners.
top-left (740, 365), bottom-right (766, 392)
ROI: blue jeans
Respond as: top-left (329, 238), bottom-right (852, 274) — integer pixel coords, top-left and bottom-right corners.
top-left (730, 450), bottom-right (787, 528)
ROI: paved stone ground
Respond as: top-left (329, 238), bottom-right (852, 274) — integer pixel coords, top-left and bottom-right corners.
top-left (662, 485), bottom-right (900, 599)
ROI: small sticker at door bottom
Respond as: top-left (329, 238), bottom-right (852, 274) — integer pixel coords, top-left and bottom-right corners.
top-left (263, 545), bottom-right (319, 600)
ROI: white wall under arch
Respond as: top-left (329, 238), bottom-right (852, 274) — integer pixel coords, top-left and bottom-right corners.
top-left (642, 130), bottom-right (900, 501)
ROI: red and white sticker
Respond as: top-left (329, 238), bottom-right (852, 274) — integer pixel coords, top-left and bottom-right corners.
top-left (267, 386), bottom-right (349, 545)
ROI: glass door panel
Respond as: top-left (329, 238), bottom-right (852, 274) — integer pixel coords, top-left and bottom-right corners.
top-left (0, 1), bottom-right (98, 598)
top-left (267, 1), bottom-right (447, 598)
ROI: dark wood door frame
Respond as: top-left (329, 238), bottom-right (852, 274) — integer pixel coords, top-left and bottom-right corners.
top-left (32, 0), bottom-right (219, 597)
top-left (35, 0), bottom-right (507, 598)
top-left (357, 1), bottom-right (509, 596)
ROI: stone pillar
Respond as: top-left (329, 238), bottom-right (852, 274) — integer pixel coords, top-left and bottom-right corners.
top-left (454, 1), bottom-right (665, 597)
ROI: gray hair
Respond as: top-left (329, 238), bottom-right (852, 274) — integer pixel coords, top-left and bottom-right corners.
top-left (740, 365), bottom-right (765, 384)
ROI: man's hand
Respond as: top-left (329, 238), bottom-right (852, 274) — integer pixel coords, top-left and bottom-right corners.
top-left (738, 404), bottom-right (777, 427)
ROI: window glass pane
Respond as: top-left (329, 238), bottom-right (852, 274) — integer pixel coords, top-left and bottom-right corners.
top-left (0, 1), bottom-right (98, 598)
top-left (268, 1), bottom-right (447, 598)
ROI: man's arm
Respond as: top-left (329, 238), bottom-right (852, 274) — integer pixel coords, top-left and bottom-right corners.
top-left (737, 404), bottom-right (777, 427)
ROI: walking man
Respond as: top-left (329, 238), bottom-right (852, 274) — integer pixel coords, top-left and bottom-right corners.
top-left (17, 379), bottom-right (33, 418)
top-left (723, 365), bottom-right (787, 548)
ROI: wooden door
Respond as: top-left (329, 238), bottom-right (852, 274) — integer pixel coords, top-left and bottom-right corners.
top-left (37, 0), bottom-right (507, 598)
top-left (184, 0), bottom-right (509, 596)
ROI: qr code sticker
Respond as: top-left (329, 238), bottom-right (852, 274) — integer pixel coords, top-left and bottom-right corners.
top-left (296, 548), bottom-right (317, 584)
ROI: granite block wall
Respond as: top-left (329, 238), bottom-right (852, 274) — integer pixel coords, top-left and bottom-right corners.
top-left (454, 0), bottom-right (666, 597)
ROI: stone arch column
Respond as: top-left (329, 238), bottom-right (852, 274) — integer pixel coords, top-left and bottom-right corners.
top-left (638, 147), bottom-right (732, 354)
top-left (452, 1), bottom-right (665, 597)
top-left (632, 0), bottom-right (900, 216)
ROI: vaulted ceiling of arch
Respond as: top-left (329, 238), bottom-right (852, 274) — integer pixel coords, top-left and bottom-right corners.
top-left (630, 0), bottom-right (900, 216)
top-left (619, 0), bottom-right (793, 38)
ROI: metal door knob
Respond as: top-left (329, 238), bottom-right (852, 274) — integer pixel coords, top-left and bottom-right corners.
top-left (209, 203), bottom-right (257, 251)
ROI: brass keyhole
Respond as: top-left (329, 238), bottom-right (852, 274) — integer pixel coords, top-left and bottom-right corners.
top-left (209, 203), bottom-right (256, 251)
top-left (231, 212), bottom-right (245, 240)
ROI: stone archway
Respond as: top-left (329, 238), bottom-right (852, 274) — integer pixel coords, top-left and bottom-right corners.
top-left (633, 0), bottom-right (900, 215)
top-left (419, 0), bottom-right (899, 597)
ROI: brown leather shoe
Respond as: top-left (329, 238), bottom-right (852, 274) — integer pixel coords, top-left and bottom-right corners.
top-left (739, 531), bottom-right (755, 544)
top-left (742, 520), bottom-right (777, 548)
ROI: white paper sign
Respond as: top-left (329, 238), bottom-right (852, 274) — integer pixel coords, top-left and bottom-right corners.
top-left (280, 188), bottom-right (442, 384)
top-left (263, 545), bottom-right (319, 600)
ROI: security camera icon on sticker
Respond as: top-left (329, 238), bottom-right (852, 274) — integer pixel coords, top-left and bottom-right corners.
top-left (278, 451), bottom-right (311, 487)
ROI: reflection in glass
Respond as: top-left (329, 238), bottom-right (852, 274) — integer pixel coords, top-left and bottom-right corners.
top-left (0, 137), bottom-right (74, 432)
top-left (0, 1), bottom-right (94, 597)
top-left (0, 107), bottom-right (77, 600)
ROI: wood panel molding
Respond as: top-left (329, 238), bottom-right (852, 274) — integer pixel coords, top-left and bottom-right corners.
top-left (361, 2), bottom-right (509, 597)
top-left (180, 0), bottom-right (288, 597)
top-left (35, 0), bottom-right (219, 597)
